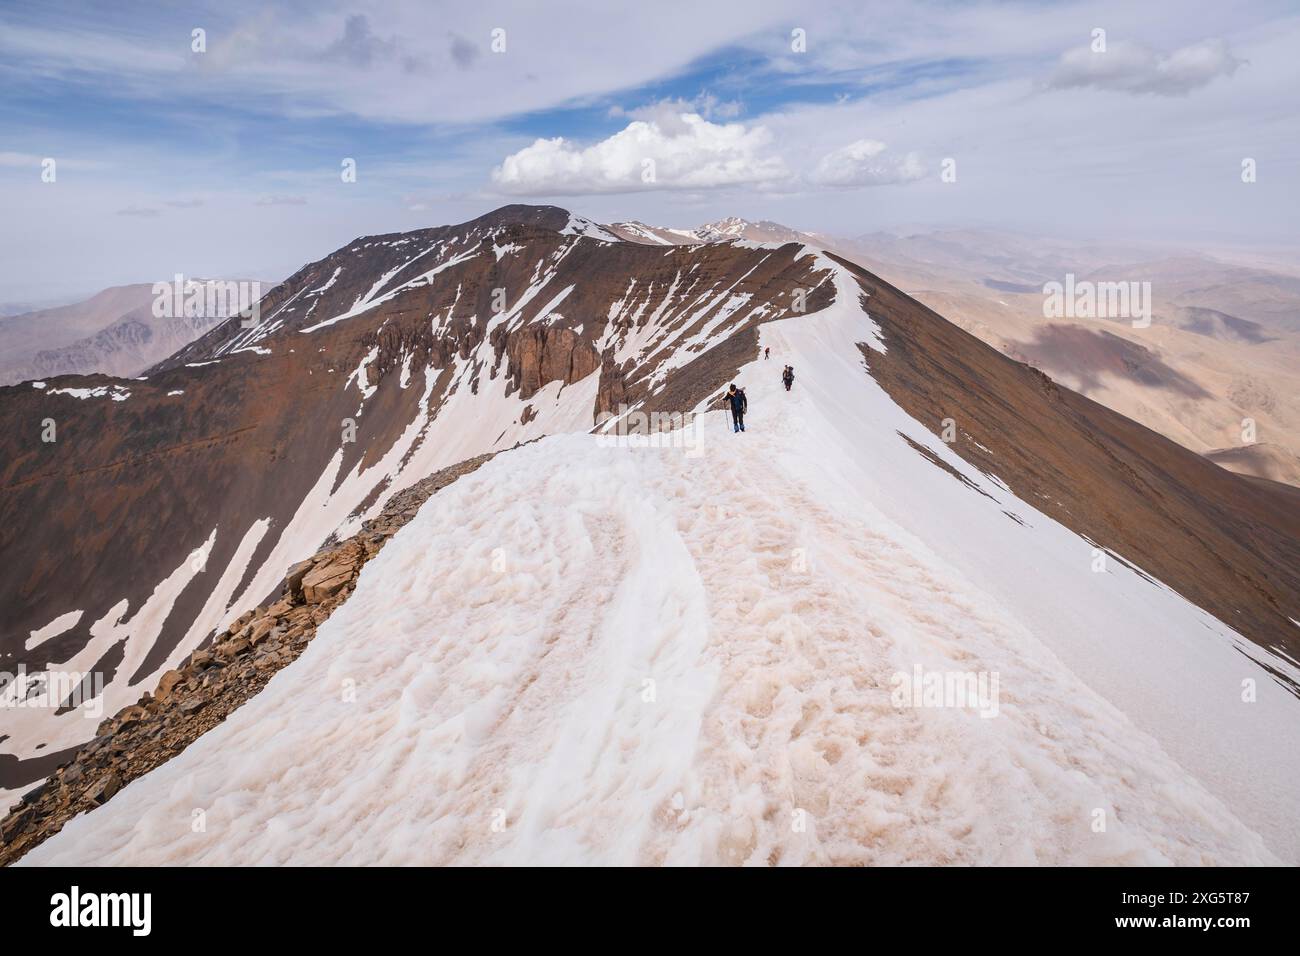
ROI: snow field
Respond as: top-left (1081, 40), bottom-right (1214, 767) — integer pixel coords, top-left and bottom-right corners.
top-left (24, 352), bottom-right (1286, 864)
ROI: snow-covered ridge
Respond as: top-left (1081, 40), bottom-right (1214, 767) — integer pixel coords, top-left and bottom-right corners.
top-left (24, 256), bottom-right (1300, 866)
top-left (6, 216), bottom-right (838, 804)
top-left (559, 214), bottom-right (621, 242)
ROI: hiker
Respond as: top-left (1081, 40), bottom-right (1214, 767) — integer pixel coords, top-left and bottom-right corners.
top-left (724, 383), bottom-right (748, 433)
top-left (782, 365), bottom-right (794, 392)
top-left (764, 346), bottom-right (770, 360)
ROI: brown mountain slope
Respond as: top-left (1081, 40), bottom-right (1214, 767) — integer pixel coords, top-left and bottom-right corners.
top-left (834, 253), bottom-right (1300, 666)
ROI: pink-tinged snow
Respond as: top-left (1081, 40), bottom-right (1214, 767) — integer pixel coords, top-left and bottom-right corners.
top-left (24, 264), bottom-right (1299, 865)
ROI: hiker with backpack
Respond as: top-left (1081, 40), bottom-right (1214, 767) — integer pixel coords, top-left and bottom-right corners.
top-left (782, 365), bottom-right (794, 392)
top-left (724, 383), bottom-right (748, 433)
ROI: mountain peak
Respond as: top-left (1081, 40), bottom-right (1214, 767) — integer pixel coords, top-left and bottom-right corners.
top-left (463, 203), bottom-right (572, 231)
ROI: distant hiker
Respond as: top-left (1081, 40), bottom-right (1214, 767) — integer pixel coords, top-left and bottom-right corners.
top-left (764, 346), bottom-right (770, 360)
top-left (782, 365), bottom-right (794, 392)
top-left (725, 383), bottom-right (748, 433)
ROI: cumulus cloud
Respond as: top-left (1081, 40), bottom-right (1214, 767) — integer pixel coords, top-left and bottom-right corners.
top-left (491, 113), bottom-right (787, 195)
top-left (1048, 38), bottom-right (1243, 96)
top-left (811, 139), bottom-right (926, 187)
top-left (255, 195), bottom-right (307, 206)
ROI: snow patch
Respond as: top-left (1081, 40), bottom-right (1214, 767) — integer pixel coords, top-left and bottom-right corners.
top-left (560, 215), bottom-right (621, 243)
top-left (25, 610), bottom-right (84, 652)
top-left (47, 385), bottom-right (131, 402)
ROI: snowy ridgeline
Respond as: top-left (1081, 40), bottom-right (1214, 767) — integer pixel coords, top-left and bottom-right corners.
top-left (23, 265), bottom-right (1300, 865)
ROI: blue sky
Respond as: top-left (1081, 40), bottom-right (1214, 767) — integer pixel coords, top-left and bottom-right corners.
top-left (1, 0), bottom-right (1297, 300)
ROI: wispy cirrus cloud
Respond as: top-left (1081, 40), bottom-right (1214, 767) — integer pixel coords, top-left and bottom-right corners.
top-left (0, 151), bottom-right (106, 170)
top-left (0, 2), bottom-right (790, 126)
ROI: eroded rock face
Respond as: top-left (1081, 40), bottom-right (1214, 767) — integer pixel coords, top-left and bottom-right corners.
top-left (0, 452), bottom-right (495, 866)
top-left (596, 352), bottom-right (628, 420)
top-left (505, 327), bottom-right (602, 401)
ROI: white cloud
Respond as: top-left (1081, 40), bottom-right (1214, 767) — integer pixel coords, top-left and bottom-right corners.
top-left (811, 139), bottom-right (926, 187)
top-left (491, 113), bottom-right (788, 196)
top-left (1048, 38), bottom-right (1244, 96)
top-left (611, 93), bottom-right (743, 124)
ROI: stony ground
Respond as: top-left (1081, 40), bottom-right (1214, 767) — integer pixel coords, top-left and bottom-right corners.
top-left (0, 451), bottom-right (495, 865)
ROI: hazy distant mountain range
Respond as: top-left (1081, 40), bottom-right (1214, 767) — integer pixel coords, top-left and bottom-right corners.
top-left (0, 279), bottom-right (272, 386)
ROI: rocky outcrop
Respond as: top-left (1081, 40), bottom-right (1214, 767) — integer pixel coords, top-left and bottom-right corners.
top-left (504, 326), bottom-right (601, 401)
top-left (595, 351), bottom-right (628, 419)
top-left (0, 451), bottom-right (495, 866)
